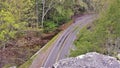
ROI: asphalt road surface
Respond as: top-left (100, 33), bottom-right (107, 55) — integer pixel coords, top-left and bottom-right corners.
top-left (30, 14), bottom-right (97, 68)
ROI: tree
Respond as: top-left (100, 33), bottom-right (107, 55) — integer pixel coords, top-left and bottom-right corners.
top-left (40, 0), bottom-right (58, 28)
top-left (0, 0), bottom-right (28, 49)
top-left (0, 10), bottom-right (26, 49)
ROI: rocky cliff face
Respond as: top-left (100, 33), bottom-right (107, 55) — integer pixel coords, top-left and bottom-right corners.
top-left (53, 52), bottom-right (120, 68)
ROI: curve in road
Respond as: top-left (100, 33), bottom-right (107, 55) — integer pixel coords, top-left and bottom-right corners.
top-left (30, 14), bottom-right (97, 68)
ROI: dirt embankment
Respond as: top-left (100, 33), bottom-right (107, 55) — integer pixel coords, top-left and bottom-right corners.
top-left (0, 30), bottom-right (58, 67)
top-left (0, 20), bottom-right (73, 67)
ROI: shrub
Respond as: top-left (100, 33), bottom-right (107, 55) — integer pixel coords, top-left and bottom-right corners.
top-left (44, 21), bottom-right (57, 33)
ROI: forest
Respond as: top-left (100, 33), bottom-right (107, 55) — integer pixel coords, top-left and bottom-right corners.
top-left (71, 0), bottom-right (120, 57)
top-left (0, 0), bottom-right (120, 68)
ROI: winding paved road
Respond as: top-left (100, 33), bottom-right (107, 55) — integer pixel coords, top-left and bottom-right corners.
top-left (29, 14), bottom-right (97, 68)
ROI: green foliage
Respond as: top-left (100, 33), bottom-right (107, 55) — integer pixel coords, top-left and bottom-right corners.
top-left (70, 28), bottom-right (103, 57)
top-left (44, 21), bottom-right (57, 33)
top-left (70, 0), bottom-right (120, 57)
top-left (0, 0), bottom-right (34, 44)
top-left (0, 10), bottom-right (15, 41)
top-left (0, 10), bottom-right (26, 44)
top-left (49, 8), bottom-right (73, 25)
top-left (38, 0), bottom-right (88, 29)
top-left (44, 6), bottom-right (73, 31)
top-left (0, 0), bottom-right (98, 67)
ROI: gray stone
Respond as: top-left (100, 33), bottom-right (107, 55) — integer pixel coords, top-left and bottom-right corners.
top-left (53, 52), bottom-right (120, 68)
top-left (9, 66), bottom-right (16, 68)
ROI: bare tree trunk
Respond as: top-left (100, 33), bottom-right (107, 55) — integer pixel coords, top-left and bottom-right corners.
top-left (2, 41), bottom-right (6, 51)
top-left (41, 0), bottom-right (55, 28)
top-left (41, 16), bottom-right (44, 28)
top-left (36, 0), bottom-right (39, 28)
top-left (41, 0), bottom-right (45, 28)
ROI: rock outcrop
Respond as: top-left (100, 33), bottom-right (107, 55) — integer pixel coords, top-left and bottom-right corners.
top-left (53, 52), bottom-right (120, 68)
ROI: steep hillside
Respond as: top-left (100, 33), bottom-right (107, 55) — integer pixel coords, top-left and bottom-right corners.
top-left (70, 0), bottom-right (120, 57)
